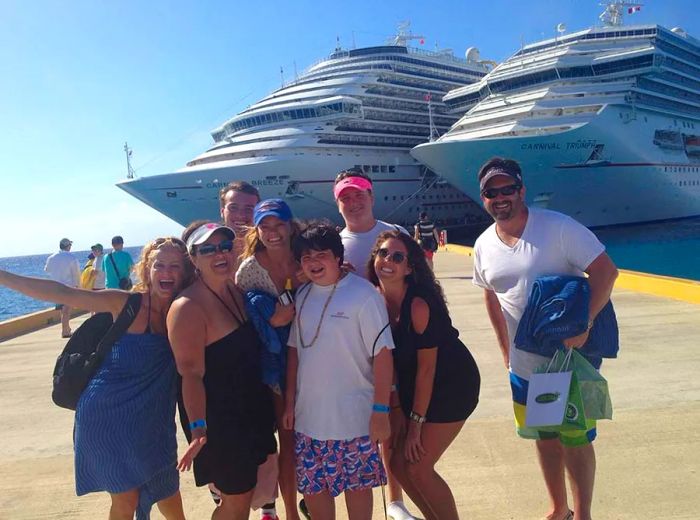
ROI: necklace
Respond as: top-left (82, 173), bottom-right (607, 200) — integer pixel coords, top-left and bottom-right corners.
top-left (201, 279), bottom-right (245, 326)
top-left (296, 281), bottom-right (338, 348)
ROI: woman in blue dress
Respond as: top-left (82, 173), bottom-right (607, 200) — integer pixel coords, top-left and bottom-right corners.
top-left (0, 237), bottom-right (193, 520)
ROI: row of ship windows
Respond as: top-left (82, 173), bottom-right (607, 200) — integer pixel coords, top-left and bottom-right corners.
top-left (354, 164), bottom-right (396, 174)
top-left (324, 52), bottom-right (484, 78)
top-left (634, 92), bottom-right (700, 116)
top-left (665, 167), bottom-right (700, 174)
top-left (656, 40), bottom-right (700, 69)
top-left (216, 101), bottom-right (362, 139)
top-left (637, 77), bottom-right (700, 105)
top-left (306, 63), bottom-right (466, 88)
top-left (446, 55), bottom-right (656, 110)
top-left (678, 180), bottom-right (699, 185)
top-left (514, 28), bottom-right (657, 57)
top-left (383, 192), bottom-right (466, 201)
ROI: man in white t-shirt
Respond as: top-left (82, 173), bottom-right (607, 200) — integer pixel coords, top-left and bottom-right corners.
top-left (332, 168), bottom-right (414, 520)
top-left (282, 223), bottom-right (393, 519)
top-left (45, 238), bottom-right (80, 338)
top-left (472, 158), bottom-right (618, 520)
top-left (334, 168), bottom-right (408, 279)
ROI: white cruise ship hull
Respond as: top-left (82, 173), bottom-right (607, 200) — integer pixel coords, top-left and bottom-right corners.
top-left (118, 150), bottom-right (484, 228)
top-left (412, 106), bottom-right (700, 227)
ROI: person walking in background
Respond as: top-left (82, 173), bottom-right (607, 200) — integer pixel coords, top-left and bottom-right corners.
top-left (332, 167), bottom-right (414, 520)
top-left (220, 181), bottom-right (261, 271)
top-left (472, 157), bottom-right (618, 520)
top-left (104, 236), bottom-right (134, 290)
top-left (45, 237), bottom-right (80, 338)
top-left (91, 244), bottom-right (106, 290)
top-left (1, 237), bottom-right (193, 520)
top-left (368, 230), bottom-right (480, 520)
top-left (413, 212), bottom-right (439, 270)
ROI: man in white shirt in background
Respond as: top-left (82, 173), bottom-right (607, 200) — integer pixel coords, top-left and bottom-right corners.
top-left (45, 238), bottom-right (80, 338)
top-left (332, 168), bottom-right (414, 520)
top-left (334, 168), bottom-right (409, 280)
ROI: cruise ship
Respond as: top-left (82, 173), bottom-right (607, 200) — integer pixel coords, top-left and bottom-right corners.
top-left (411, 2), bottom-right (700, 227)
top-left (118, 24), bottom-right (491, 228)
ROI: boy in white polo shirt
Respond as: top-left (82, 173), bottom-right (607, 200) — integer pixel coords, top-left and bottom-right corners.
top-left (282, 222), bottom-right (393, 520)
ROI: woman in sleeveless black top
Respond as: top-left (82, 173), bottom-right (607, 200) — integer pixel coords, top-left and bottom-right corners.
top-left (169, 222), bottom-right (275, 518)
top-left (368, 230), bottom-right (481, 520)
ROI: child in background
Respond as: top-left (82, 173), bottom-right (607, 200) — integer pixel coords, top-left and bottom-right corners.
top-left (282, 222), bottom-right (394, 520)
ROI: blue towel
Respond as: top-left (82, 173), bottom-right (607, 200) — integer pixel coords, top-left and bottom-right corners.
top-left (244, 290), bottom-right (290, 390)
top-left (514, 275), bottom-right (619, 367)
top-left (74, 332), bottom-right (179, 519)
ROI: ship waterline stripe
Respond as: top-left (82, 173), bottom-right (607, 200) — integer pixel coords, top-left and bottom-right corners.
top-left (555, 162), bottom-right (700, 169)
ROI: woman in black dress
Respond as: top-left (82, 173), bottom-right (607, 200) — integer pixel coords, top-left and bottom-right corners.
top-left (168, 221), bottom-right (276, 519)
top-left (368, 230), bottom-right (480, 520)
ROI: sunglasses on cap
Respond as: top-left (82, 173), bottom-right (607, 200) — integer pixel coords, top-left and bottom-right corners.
top-left (377, 248), bottom-right (407, 264)
top-left (196, 239), bottom-right (234, 256)
top-left (481, 184), bottom-right (522, 199)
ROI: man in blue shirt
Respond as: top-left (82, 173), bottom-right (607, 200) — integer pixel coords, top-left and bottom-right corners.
top-left (103, 236), bottom-right (134, 289)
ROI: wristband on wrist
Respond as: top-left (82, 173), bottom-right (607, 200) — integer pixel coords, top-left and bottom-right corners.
top-left (409, 411), bottom-right (426, 424)
top-left (372, 403), bottom-right (390, 413)
top-left (189, 419), bottom-right (207, 430)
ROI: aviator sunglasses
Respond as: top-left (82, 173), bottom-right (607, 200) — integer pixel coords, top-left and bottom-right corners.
top-left (481, 184), bottom-right (522, 199)
top-left (377, 248), bottom-right (407, 264)
top-left (196, 239), bottom-right (234, 256)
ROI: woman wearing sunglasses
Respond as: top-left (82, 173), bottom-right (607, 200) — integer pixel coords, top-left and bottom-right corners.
top-left (367, 230), bottom-right (481, 520)
top-left (168, 221), bottom-right (276, 520)
top-left (0, 237), bottom-right (193, 520)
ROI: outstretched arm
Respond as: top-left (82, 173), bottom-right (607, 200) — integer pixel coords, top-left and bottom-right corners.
top-left (484, 289), bottom-right (510, 369)
top-left (0, 269), bottom-right (126, 316)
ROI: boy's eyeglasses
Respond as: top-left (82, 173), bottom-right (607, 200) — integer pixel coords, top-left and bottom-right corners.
top-left (377, 248), bottom-right (407, 264)
top-left (197, 239), bottom-right (234, 256)
top-left (481, 184), bottom-right (522, 199)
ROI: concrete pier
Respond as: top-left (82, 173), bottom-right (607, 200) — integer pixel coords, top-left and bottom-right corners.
top-left (1, 250), bottom-right (698, 519)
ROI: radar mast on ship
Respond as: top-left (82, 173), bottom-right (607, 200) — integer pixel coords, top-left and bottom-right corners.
top-left (389, 21), bottom-right (425, 46)
top-left (599, 1), bottom-right (643, 27)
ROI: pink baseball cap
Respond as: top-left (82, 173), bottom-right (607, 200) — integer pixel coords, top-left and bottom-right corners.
top-left (333, 176), bottom-right (372, 200)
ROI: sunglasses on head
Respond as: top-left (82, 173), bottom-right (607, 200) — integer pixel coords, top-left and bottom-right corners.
top-left (197, 239), bottom-right (234, 256)
top-left (377, 248), bottom-right (407, 264)
top-left (481, 184), bottom-right (522, 199)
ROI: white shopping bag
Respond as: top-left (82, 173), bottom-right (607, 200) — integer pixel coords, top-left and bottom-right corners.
top-left (525, 370), bottom-right (572, 428)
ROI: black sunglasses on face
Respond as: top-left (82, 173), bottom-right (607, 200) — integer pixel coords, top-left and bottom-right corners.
top-left (481, 184), bottom-right (522, 199)
top-left (377, 248), bottom-right (407, 264)
top-left (197, 239), bottom-right (234, 256)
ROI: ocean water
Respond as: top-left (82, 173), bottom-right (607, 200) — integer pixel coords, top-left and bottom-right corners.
top-left (0, 247), bottom-right (142, 322)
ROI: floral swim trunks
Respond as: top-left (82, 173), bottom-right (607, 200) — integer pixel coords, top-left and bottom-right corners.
top-left (294, 432), bottom-right (386, 497)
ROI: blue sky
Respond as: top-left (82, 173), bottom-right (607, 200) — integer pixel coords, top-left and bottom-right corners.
top-left (1, 0), bottom-right (697, 256)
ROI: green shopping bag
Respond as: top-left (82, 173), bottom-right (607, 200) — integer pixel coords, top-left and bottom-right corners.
top-left (529, 350), bottom-right (588, 432)
top-left (570, 350), bottom-right (613, 420)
